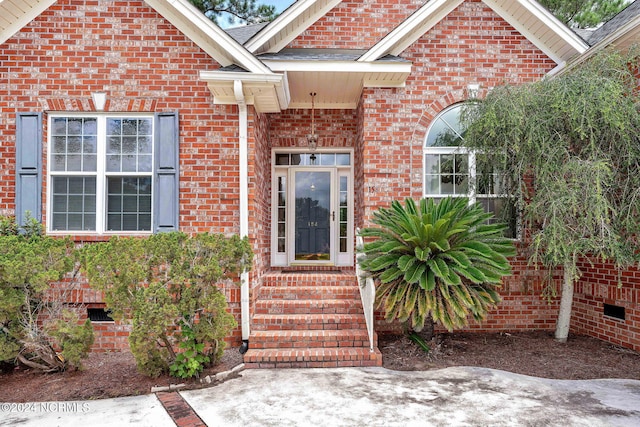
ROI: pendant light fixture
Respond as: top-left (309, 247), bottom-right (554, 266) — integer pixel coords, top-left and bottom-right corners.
top-left (307, 92), bottom-right (318, 152)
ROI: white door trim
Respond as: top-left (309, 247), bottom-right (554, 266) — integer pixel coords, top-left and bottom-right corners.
top-left (271, 148), bottom-right (354, 267)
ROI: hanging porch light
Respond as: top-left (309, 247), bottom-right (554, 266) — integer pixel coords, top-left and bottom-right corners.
top-left (307, 92), bottom-right (318, 152)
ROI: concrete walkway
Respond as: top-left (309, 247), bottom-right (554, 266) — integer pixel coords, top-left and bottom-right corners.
top-left (2, 367), bottom-right (639, 426)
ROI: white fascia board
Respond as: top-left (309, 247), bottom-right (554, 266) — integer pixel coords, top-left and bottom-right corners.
top-left (359, 0), bottom-right (464, 62)
top-left (276, 71), bottom-right (291, 110)
top-left (147, 0), bottom-right (272, 74)
top-left (245, 0), bottom-right (342, 54)
top-left (200, 70), bottom-right (285, 85)
top-left (263, 59), bottom-right (412, 74)
top-left (0, 0), bottom-right (56, 44)
top-left (200, 70), bottom-right (289, 110)
top-left (483, 0), bottom-right (588, 63)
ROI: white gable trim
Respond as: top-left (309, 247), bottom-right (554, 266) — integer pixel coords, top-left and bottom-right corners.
top-left (359, 0), bottom-right (588, 64)
top-left (359, 0), bottom-right (464, 62)
top-left (483, 0), bottom-right (588, 65)
top-left (0, 0), bottom-right (273, 74)
top-left (145, 0), bottom-right (271, 73)
top-left (0, 0), bottom-right (56, 45)
top-left (245, 0), bottom-right (342, 54)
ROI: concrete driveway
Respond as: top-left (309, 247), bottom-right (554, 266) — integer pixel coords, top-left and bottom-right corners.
top-left (2, 366), bottom-right (639, 426)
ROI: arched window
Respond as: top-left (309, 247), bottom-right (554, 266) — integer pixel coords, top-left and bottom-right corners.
top-left (424, 104), bottom-right (516, 237)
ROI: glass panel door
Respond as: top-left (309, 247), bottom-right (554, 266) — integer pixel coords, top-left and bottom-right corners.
top-left (293, 170), bottom-right (332, 262)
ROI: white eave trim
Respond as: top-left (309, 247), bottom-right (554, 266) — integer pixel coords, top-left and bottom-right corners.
top-left (200, 70), bottom-right (291, 111)
top-left (359, 0), bottom-right (464, 62)
top-left (245, 0), bottom-right (342, 54)
top-left (0, 0), bottom-right (57, 45)
top-left (145, 0), bottom-right (272, 73)
top-left (263, 59), bottom-right (412, 75)
top-left (483, 0), bottom-right (588, 64)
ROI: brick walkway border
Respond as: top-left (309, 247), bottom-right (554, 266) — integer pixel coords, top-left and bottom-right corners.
top-left (156, 391), bottom-right (206, 427)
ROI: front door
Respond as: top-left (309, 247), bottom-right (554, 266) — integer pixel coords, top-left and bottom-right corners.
top-left (272, 151), bottom-right (353, 267)
top-left (294, 170), bottom-right (333, 262)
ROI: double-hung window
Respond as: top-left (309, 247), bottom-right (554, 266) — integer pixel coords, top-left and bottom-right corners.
top-left (48, 115), bottom-right (153, 233)
top-left (423, 104), bottom-right (516, 237)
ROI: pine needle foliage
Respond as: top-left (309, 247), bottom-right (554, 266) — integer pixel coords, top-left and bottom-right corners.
top-left (461, 47), bottom-right (640, 341)
top-left (462, 47), bottom-right (640, 285)
top-left (358, 198), bottom-right (515, 332)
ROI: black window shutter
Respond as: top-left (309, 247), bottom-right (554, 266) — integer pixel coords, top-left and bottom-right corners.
top-left (15, 112), bottom-right (43, 226)
top-left (153, 112), bottom-right (179, 233)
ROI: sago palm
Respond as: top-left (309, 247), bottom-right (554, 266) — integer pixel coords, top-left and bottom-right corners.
top-left (358, 197), bottom-right (515, 332)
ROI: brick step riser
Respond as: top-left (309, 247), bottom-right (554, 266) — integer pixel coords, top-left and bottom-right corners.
top-left (251, 322), bottom-right (367, 331)
top-left (262, 277), bottom-right (358, 288)
top-left (243, 348), bottom-right (383, 369)
top-left (250, 329), bottom-right (377, 349)
top-left (258, 287), bottom-right (360, 300)
top-left (254, 302), bottom-right (363, 315)
top-left (249, 337), bottom-right (369, 350)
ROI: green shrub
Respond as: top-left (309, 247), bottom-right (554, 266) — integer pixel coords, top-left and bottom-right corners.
top-left (81, 232), bottom-right (252, 378)
top-left (0, 216), bottom-right (93, 372)
top-left (359, 198), bottom-right (515, 333)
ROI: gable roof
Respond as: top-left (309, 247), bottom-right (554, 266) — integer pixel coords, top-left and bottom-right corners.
top-left (585, 0), bottom-right (640, 48)
top-left (226, 22), bottom-right (269, 45)
top-left (551, 0), bottom-right (640, 76)
top-left (359, 0), bottom-right (588, 65)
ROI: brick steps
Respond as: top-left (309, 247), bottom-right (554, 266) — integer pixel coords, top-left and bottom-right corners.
top-left (258, 286), bottom-right (359, 300)
top-left (251, 313), bottom-right (366, 330)
top-left (254, 299), bottom-right (363, 315)
top-left (243, 347), bottom-right (382, 369)
top-left (249, 329), bottom-right (371, 349)
top-left (244, 270), bottom-right (382, 368)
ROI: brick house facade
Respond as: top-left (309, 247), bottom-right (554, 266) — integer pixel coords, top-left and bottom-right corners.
top-left (1, 0), bottom-right (638, 367)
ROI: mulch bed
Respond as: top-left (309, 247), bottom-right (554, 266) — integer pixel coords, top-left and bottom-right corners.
top-left (1, 330), bottom-right (639, 403)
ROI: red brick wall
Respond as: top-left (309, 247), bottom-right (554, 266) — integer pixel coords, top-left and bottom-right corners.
top-left (359, 0), bottom-right (557, 224)
top-left (573, 260), bottom-right (640, 352)
top-left (247, 111), bottom-right (272, 323)
top-left (288, 0), bottom-right (423, 50)
top-left (357, 1), bottom-right (561, 335)
top-left (0, 0), bottom-right (245, 350)
top-left (269, 108), bottom-right (358, 149)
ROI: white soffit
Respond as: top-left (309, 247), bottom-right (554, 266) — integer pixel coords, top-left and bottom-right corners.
top-left (200, 71), bottom-right (291, 113)
top-left (262, 59), bottom-right (411, 108)
top-left (0, 0), bottom-right (56, 44)
top-left (245, 0), bottom-right (342, 54)
top-left (145, 0), bottom-right (271, 73)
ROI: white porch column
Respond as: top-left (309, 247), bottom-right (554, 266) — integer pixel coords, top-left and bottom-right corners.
top-left (234, 80), bottom-right (250, 343)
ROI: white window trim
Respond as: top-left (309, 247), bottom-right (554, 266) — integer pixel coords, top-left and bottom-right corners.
top-left (47, 112), bottom-right (155, 235)
top-left (423, 104), bottom-right (519, 238)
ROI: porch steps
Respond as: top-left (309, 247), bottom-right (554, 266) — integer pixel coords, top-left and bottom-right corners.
top-left (243, 270), bottom-right (382, 368)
